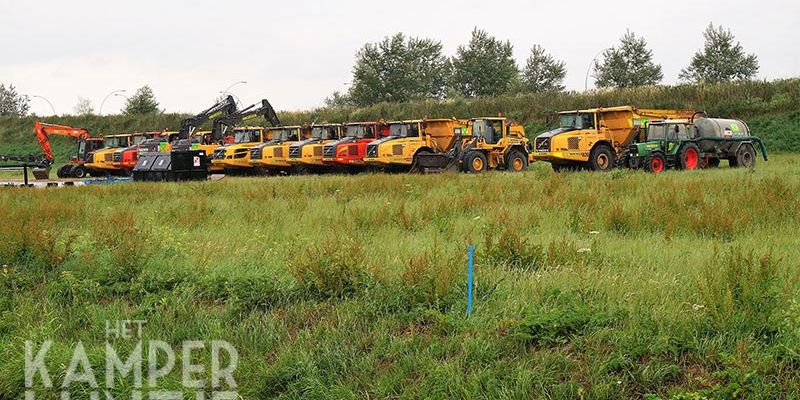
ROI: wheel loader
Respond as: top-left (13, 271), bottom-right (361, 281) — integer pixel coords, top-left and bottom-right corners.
top-left (363, 118), bottom-right (467, 171)
top-left (532, 106), bottom-right (696, 171)
top-left (412, 116), bottom-right (530, 173)
top-left (287, 124), bottom-right (342, 172)
top-left (249, 125), bottom-right (311, 173)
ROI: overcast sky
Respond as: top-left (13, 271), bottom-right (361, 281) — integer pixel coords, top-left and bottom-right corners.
top-left (3, 0), bottom-right (798, 115)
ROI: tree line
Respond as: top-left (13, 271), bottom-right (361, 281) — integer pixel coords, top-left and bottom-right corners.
top-left (327, 23), bottom-right (760, 107)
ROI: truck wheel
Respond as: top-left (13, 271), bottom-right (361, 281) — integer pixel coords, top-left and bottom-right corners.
top-left (505, 150), bottom-right (527, 172)
top-left (735, 144), bottom-right (756, 168)
top-left (589, 144), bottom-right (615, 171)
top-left (677, 143), bottom-right (701, 170)
top-left (70, 165), bottom-right (87, 178)
top-left (644, 153), bottom-right (666, 174)
top-left (464, 151), bottom-right (487, 173)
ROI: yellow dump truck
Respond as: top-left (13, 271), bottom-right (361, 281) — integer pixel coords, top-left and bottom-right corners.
top-left (288, 124), bottom-right (342, 171)
top-left (249, 126), bottom-right (311, 172)
top-left (532, 106), bottom-right (696, 171)
top-left (85, 134), bottom-right (132, 174)
top-left (211, 127), bottom-right (266, 171)
top-left (363, 118), bottom-right (467, 169)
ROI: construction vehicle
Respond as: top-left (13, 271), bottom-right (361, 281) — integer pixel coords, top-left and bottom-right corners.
top-left (412, 116), bottom-right (530, 173)
top-left (29, 121), bottom-right (104, 179)
top-left (249, 125), bottom-right (311, 173)
top-left (621, 114), bottom-right (768, 173)
top-left (363, 118), bottom-right (467, 170)
top-left (211, 99), bottom-right (281, 172)
top-left (287, 124), bottom-right (342, 172)
top-left (133, 96), bottom-right (237, 181)
top-left (532, 106), bottom-right (696, 171)
top-left (111, 132), bottom-right (162, 171)
top-left (84, 134), bottom-right (135, 175)
top-left (322, 121), bottom-right (389, 168)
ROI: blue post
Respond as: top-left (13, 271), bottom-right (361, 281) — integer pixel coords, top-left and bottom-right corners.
top-left (467, 244), bottom-right (474, 318)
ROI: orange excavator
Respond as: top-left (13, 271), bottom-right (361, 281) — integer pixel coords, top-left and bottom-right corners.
top-left (33, 121), bottom-right (104, 179)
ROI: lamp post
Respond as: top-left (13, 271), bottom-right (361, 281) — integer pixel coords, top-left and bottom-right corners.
top-left (31, 95), bottom-right (56, 115)
top-left (584, 48), bottom-right (613, 91)
top-left (219, 91), bottom-right (242, 106)
top-left (99, 89), bottom-right (126, 115)
top-left (221, 80), bottom-right (246, 94)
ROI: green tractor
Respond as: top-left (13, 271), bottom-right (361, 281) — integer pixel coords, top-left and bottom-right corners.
top-left (622, 114), bottom-right (768, 173)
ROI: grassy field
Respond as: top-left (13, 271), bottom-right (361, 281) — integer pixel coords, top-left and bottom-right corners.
top-left (1, 155), bottom-right (799, 399)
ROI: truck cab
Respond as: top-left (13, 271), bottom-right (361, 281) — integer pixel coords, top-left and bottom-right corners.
top-left (323, 122), bottom-right (389, 167)
top-left (112, 132), bottom-right (162, 170)
top-left (86, 134), bottom-right (132, 173)
top-left (249, 126), bottom-right (310, 172)
top-left (288, 124), bottom-right (342, 169)
top-left (211, 127), bottom-right (266, 171)
top-left (363, 118), bottom-right (466, 169)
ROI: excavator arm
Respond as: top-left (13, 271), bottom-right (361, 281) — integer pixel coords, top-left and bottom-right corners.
top-left (34, 121), bottom-right (91, 164)
top-left (178, 95), bottom-right (238, 140)
top-left (211, 99), bottom-right (281, 140)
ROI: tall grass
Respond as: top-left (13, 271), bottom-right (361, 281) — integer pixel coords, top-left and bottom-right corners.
top-left (1, 152), bottom-right (799, 398)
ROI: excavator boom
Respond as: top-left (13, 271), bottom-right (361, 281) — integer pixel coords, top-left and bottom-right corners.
top-left (34, 121), bottom-right (91, 164)
top-left (179, 95), bottom-right (238, 140)
top-left (211, 98), bottom-right (281, 139)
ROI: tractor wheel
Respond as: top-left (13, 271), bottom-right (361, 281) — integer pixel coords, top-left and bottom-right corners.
top-left (464, 151), bottom-right (488, 173)
top-left (588, 144), bottom-right (615, 171)
top-left (702, 157), bottom-right (721, 168)
top-left (70, 165), bottom-right (87, 178)
top-left (735, 143), bottom-right (756, 168)
top-left (505, 150), bottom-right (527, 172)
top-left (677, 143), bottom-right (701, 170)
top-left (644, 153), bottom-right (666, 174)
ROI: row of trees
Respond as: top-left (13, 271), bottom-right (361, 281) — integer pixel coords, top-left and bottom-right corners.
top-left (330, 23), bottom-right (760, 107)
top-left (0, 85), bottom-right (161, 117)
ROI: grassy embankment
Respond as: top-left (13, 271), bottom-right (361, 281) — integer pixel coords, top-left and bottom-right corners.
top-left (1, 156), bottom-right (799, 399)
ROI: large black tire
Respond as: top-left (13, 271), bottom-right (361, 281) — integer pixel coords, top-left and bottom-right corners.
top-left (464, 151), bottom-right (488, 173)
top-left (734, 143), bottom-right (756, 168)
top-left (588, 144), bottom-right (615, 171)
top-left (70, 165), bottom-right (87, 178)
top-left (505, 150), bottom-right (527, 172)
top-left (677, 142), bottom-right (701, 170)
top-left (644, 152), bottom-right (667, 174)
top-left (56, 164), bottom-right (71, 178)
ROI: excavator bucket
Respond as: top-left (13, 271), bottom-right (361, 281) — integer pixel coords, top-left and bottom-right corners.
top-left (32, 166), bottom-right (51, 180)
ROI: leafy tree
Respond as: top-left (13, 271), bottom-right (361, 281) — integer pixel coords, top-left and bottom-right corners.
top-left (679, 23), bottom-right (759, 83)
top-left (521, 45), bottom-right (566, 93)
top-left (73, 97), bottom-right (94, 115)
top-left (324, 90), bottom-right (353, 108)
top-left (594, 30), bottom-right (663, 88)
top-left (451, 28), bottom-right (518, 97)
top-left (348, 33), bottom-right (449, 107)
top-left (0, 83), bottom-right (30, 116)
top-left (123, 86), bottom-right (160, 115)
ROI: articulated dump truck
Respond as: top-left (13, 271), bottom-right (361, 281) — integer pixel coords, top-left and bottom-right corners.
top-left (249, 126), bottom-right (312, 174)
top-left (363, 118), bottom-right (467, 171)
top-left (532, 106), bottom-right (695, 171)
top-left (288, 124), bottom-right (342, 172)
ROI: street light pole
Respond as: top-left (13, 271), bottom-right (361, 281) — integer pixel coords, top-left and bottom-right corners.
top-left (99, 89), bottom-right (126, 115)
top-left (221, 80), bottom-right (246, 94)
top-left (31, 95), bottom-right (56, 115)
top-left (219, 91), bottom-right (242, 106)
top-left (585, 48), bottom-right (613, 91)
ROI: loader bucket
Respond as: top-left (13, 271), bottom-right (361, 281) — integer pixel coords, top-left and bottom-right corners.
top-left (32, 166), bottom-right (51, 180)
top-left (410, 153), bottom-right (460, 173)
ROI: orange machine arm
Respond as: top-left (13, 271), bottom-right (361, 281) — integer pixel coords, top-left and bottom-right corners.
top-left (34, 121), bottom-right (91, 162)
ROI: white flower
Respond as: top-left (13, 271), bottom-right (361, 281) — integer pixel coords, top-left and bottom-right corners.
top-left (577, 248), bottom-right (591, 253)
top-left (692, 304), bottom-right (705, 312)
top-left (473, 216), bottom-right (481, 220)
top-left (589, 231), bottom-right (599, 235)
